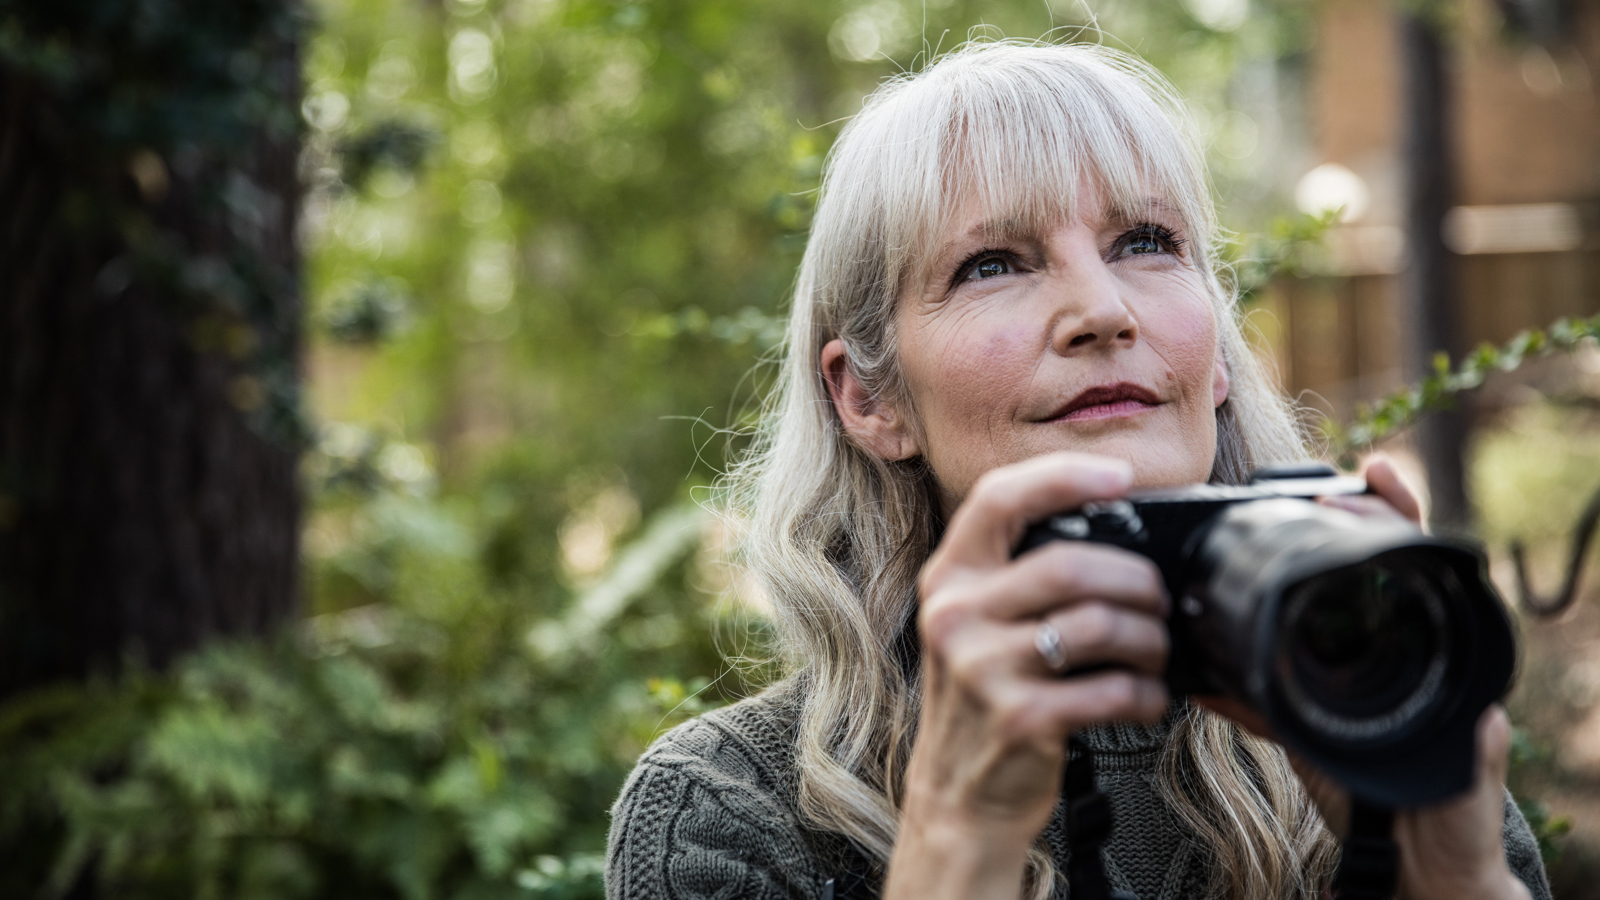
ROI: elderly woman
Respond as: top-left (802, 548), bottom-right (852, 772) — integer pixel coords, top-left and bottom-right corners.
top-left (605, 42), bottom-right (1550, 900)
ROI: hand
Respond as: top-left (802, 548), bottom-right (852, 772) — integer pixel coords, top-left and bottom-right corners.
top-left (1296, 707), bottom-right (1529, 900)
top-left (1318, 453), bottom-right (1426, 529)
top-left (884, 453), bottom-right (1171, 900)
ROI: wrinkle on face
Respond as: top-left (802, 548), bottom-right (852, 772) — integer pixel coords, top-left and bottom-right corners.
top-left (888, 180), bottom-right (1222, 508)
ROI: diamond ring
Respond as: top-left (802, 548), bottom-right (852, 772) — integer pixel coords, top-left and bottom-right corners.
top-left (1035, 620), bottom-right (1069, 672)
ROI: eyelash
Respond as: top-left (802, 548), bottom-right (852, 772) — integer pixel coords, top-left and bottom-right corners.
top-left (948, 223), bottom-right (1188, 288)
top-left (1118, 223), bottom-right (1186, 257)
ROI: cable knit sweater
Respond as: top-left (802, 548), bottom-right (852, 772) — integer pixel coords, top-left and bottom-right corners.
top-left (606, 685), bottom-right (1552, 900)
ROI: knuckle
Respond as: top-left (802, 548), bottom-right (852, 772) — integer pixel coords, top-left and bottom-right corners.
top-left (989, 690), bottom-right (1037, 740)
top-left (919, 593), bottom-right (975, 645)
top-left (943, 636), bottom-right (997, 686)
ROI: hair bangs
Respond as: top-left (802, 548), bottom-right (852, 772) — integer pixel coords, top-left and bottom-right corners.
top-left (869, 43), bottom-right (1215, 293)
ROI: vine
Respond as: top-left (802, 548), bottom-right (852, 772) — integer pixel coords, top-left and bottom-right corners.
top-left (1321, 312), bottom-right (1600, 463)
top-left (1322, 311), bottom-right (1600, 616)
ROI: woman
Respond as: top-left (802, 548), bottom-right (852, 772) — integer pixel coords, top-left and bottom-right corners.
top-left (605, 42), bottom-right (1550, 900)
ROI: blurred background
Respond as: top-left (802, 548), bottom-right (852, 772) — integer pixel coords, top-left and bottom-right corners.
top-left (1, 0), bottom-right (1597, 897)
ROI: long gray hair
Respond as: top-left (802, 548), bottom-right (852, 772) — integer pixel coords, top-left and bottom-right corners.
top-left (724, 41), bottom-right (1338, 899)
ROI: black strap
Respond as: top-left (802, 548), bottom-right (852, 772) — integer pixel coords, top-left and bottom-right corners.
top-left (1331, 800), bottom-right (1398, 900)
top-left (1063, 736), bottom-right (1139, 900)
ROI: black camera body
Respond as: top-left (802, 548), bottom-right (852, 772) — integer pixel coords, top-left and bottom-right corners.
top-left (1018, 464), bottom-right (1517, 808)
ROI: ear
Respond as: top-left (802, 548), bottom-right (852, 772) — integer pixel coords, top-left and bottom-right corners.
top-left (820, 338), bottom-right (920, 461)
top-left (1212, 349), bottom-right (1231, 408)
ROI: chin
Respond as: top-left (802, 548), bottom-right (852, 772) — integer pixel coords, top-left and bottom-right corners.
top-left (1071, 428), bottom-right (1215, 489)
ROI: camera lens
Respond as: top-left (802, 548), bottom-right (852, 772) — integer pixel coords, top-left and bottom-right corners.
top-left (1274, 553), bottom-right (1452, 743)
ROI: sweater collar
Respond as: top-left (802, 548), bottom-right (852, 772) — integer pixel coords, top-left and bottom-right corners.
top-left (1076, 701), bottom-right (1185, 753)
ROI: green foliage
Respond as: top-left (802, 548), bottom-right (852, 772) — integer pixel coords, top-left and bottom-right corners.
top-left (1223, 208), bottom-right (1340, 304)
top-left (0, 479), bottom-right (730, 899)
top-left (1322, 313), bottom-right (1600, 466)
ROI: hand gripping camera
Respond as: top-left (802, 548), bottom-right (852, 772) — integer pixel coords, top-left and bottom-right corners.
top-left (1018, 464), bottom-right (1517, 808)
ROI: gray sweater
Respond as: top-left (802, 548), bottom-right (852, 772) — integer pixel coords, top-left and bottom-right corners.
top-left (606, 687), bottom-right (1552, 900)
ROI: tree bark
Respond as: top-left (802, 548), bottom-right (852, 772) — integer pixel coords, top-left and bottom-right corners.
top-left (1398, 10), bottom-right (1471, 530)
top-left (0, 5), bottom-right (303, 698)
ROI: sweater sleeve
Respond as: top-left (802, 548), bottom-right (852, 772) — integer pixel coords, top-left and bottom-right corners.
top-left (1503, 790), bottom-right (1553, 900)
top-left (606, 716), bottom-right (824, 900)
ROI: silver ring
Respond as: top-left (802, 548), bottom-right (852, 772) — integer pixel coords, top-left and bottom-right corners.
top-left (1035, 620), bottom-right (1069, 672)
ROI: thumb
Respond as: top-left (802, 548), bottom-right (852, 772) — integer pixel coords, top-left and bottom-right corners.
top-left (1479, 705), bottom-right (1512, 789)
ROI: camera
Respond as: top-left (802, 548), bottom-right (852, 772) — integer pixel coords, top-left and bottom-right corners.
top-left (1018, 464), bottom-right (1517, 807)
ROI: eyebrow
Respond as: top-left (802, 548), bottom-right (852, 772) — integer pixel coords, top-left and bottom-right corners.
top-left (1104, 195), bottom-right (1185, 224)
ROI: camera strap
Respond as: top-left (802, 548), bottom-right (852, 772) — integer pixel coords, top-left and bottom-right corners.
top-left (1331, 800), bottom-right (1398, 900)
top-left (1063, 737), bottom-right (1399, 900)
top-left (1063, 736), bottom-right (1139, 900)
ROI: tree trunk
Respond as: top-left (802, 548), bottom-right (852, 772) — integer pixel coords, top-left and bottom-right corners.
top-left (0, 3), bottom-right (304, 698)
top-left (1398, 10), bottom-right (1471, 530)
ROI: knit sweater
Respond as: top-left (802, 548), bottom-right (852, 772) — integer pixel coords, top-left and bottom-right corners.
top-left (605, 686), bottom-right (1552, 900)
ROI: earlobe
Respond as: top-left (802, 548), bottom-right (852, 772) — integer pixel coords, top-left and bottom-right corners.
top-left (1212, 352), bottom-right (1231, 408)
top-left (820, 338), bottom-right (921, 461)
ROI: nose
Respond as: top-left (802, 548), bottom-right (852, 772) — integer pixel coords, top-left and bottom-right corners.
top-left (1047, 236), bottom-right (1138, 355)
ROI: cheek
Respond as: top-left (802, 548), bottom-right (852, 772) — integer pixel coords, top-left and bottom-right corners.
top-left (1146, 294), bottom-right (1219, 397)
top-left (906, 313), bottom-right (1037, 418)
top-left (897, 307), bottom-right (1041, 494)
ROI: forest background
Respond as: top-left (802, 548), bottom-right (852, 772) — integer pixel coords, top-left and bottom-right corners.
top-left (2, 0), bottom-right (1599, 898)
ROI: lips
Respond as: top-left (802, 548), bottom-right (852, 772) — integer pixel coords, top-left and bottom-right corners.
top-left (1045, 382), bottom-right (1162, 422)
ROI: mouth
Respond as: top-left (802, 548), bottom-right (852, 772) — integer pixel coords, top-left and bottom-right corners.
top-left (1044, 382), bottom-right (1163, 423)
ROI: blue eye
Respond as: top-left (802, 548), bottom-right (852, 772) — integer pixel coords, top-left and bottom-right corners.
top-left (964, 255), bottom-right (1012, 280)
top-left (1127, 233), bottom-right (1163, 254)
top-left (1119, 224), bottom-right (1185, 257)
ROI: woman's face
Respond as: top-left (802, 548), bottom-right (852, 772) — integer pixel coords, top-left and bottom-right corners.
top-left (832, 179), bottom-right (1228, 511)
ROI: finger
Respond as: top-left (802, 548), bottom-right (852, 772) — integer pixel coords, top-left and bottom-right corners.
top-left (981, 541), bottom-right (1168, 620)
top-left (1360, 454), bottom-right (1426, 527)
top-left (1477, 704), bottom-right (1512, 789)
top-left (930, 453), bottom-right (1132, 573)
top-left (1318, 493), bottom-right (1415, 526)
top-left (1029, 603), bottom-right (1169, 676)
top-left (991, 671), bottom-right (1169, 741)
